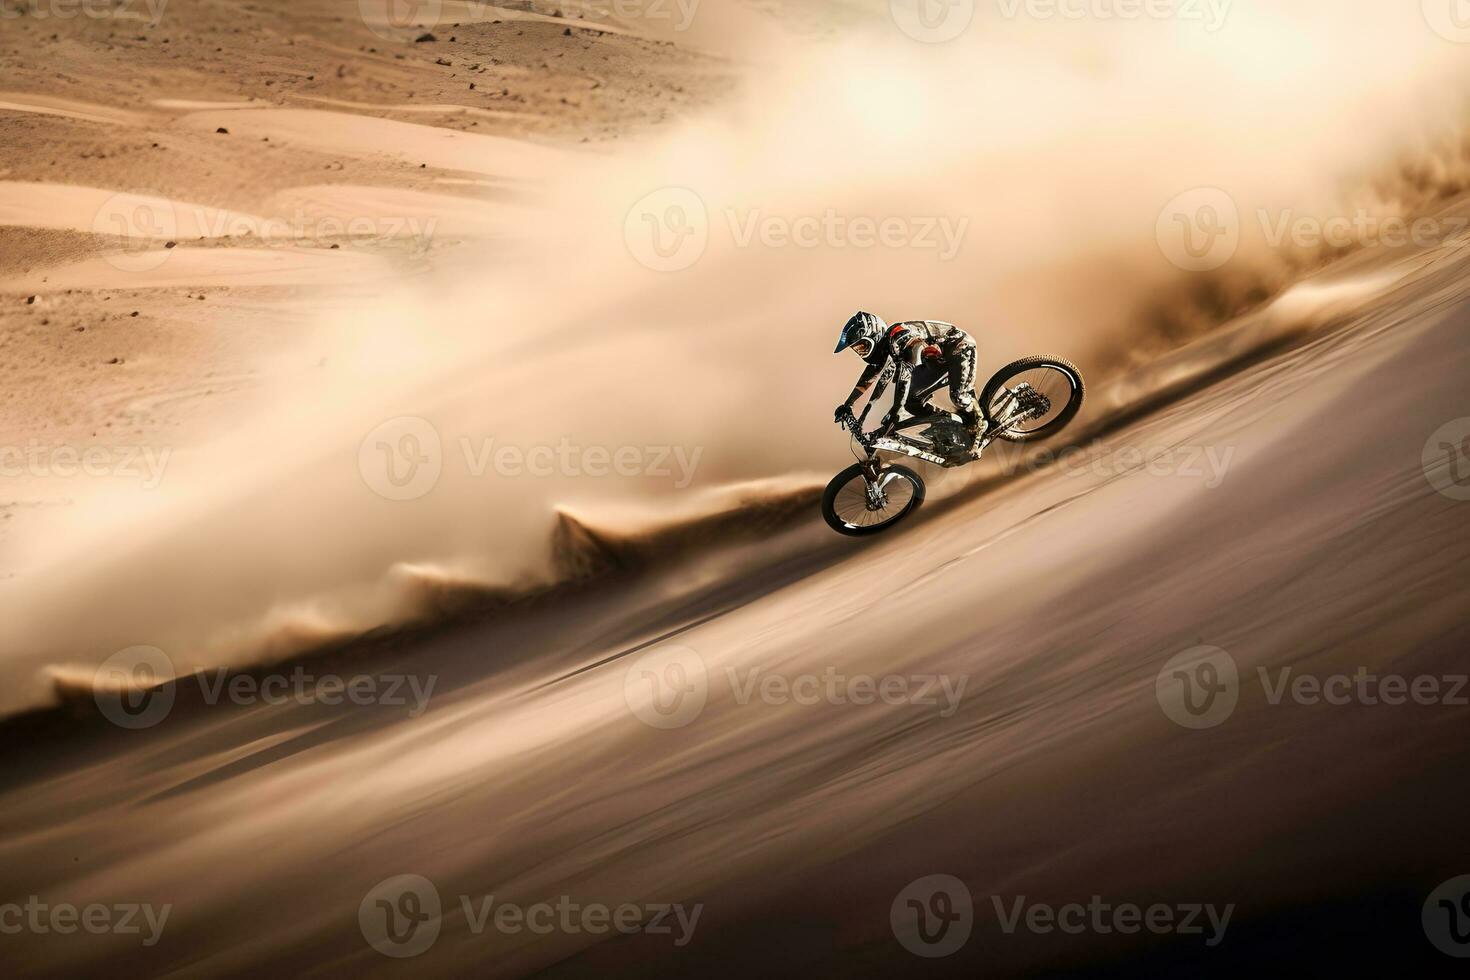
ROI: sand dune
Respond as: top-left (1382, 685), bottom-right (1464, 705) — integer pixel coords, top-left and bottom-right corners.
top-left (0, 93), bottom-right (149, 127)
top-left (172, 107), bottom-right (566, 176)
top-left (0, 182), bottom-right (276, 239)
top-left (0, 246), bottom-right (397, 293)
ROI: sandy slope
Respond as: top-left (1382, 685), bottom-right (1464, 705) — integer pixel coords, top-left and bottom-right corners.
top-left (3, 232), bottom-right (1468, 977)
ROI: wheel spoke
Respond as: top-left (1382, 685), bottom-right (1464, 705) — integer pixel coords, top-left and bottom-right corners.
top-left (992, 365), bottom-right (1076, 433)
top-left (832, 473), bottom-right (915, 529)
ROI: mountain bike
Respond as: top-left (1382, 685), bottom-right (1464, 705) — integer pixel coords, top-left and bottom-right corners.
top-left (823, 355), bottom-right (1085, 536)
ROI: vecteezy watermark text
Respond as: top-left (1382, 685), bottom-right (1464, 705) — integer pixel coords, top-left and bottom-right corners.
top-left (1156, 645), bottom-right (1469, 730)
top-left (889, 0), bottom-right (1229, 44)
top-left (1158, 187), bottom-right (1470, 272)
top-left (624, 188), bottom-right (970, 272)
top-left (726, 665), bottom-right (967, 717)
top-left (1258, 666), bottom-right (1468, 707)
top-left (358, 417), bottom-right (704, 501)
top-left (92, 646), bottom-right (436, 729)
top-left (1, 441), bottom-right (171, 489)
top-left (889, 875), bottom-right (1233, 958)
top-left (358, 875), bottom-right (701, 958)
top-left (991, 894), bottom-right (1233, 946)
top-left (92, 194), bottom-right (437, 274)
top-left (460, 437), bottom-right (701, 487)
top-left (995, 0), bottom-right (1230, 29)
top-left (990, 439), bottom-right (1235, 488)
top-left (724, 209), bottom-right (969, 261)
top-left (0, 898), bottom-right (171, 947)
top-left (0, 0), bottom-right (167, 25)
top-left (194, 667), bottom-right (437, 717)
top-left (623, 645), bottom-right (970, 730)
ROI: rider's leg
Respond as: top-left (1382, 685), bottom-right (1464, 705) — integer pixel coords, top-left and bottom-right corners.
top-left (947, 344), bottom-right (986, 455)
top-left (904, 362), bottom-right (944, 416)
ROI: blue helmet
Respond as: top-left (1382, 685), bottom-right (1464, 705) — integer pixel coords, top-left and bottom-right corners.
top-left (834, 311), bottom-right (887, 362)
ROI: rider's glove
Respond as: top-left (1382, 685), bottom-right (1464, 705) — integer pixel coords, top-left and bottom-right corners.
top-left (834, 404), bottom-right (856, 426)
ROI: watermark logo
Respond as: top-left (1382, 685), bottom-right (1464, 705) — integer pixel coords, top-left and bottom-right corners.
top-left (360, 874), bottom-right (442, 958)
top-left (1162, 198), bottom-right (1470, 274)
top-left (625, 188), bottom-right (709, 273)
top-left (92, 649), bottom-right (438, 728)
top-left (1157, 187), bottom-right (1240, 272)
top-left (93, 645), bottom-right (176, 730)
top-left (1156, 645), bottom-right (1238, 729)
top-left (1422, 418), bottom-right (1470, 501)
top-left (359, 416), bottom-right (443, 501)
top-left (891, 874), bottom-right (974, 957)
top-left (357, 0), bottom-right (443, 40)
top-left (92, 193), bottom-right (178, 274)
top-left (358, 877), bottom-right (700, 954)
top-left (890, 0), bottom-right (974, 42)
top-left (1423, 0), bottom-right (1470, 43)
top-left (359, 424), bottom-right (704, 499)
top-left (91, 194), bottom-right (436, 270)
top-left (1424, 875), bottom-right (1470, 957)
top-left (624, 644), bottom-right (709, 729)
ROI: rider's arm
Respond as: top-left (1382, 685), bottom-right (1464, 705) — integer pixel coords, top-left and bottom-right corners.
top-left (842, 361), bottom-right (883, 409)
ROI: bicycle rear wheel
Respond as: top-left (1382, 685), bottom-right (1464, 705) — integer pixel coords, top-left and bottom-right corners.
top-left (980, 356), bottom-right (1085, 443)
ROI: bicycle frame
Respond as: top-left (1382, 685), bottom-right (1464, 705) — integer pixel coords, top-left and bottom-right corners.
top-left (848, 383), bottom-right (1039, 470)
top-left (863, 413), bottom-right (975, 468)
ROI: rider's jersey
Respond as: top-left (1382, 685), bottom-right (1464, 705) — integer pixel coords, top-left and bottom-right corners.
top-left (884, 320), bottom-right (973, 365)
top-left (845, 320), bottom-right (977, 414)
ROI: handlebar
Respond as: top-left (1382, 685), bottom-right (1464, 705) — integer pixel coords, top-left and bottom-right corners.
top-left (841, 405), bottom-right (887, 450)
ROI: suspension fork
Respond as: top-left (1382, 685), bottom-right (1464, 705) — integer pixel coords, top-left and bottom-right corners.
top-left (859, 453), bottom-right (893, 510)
